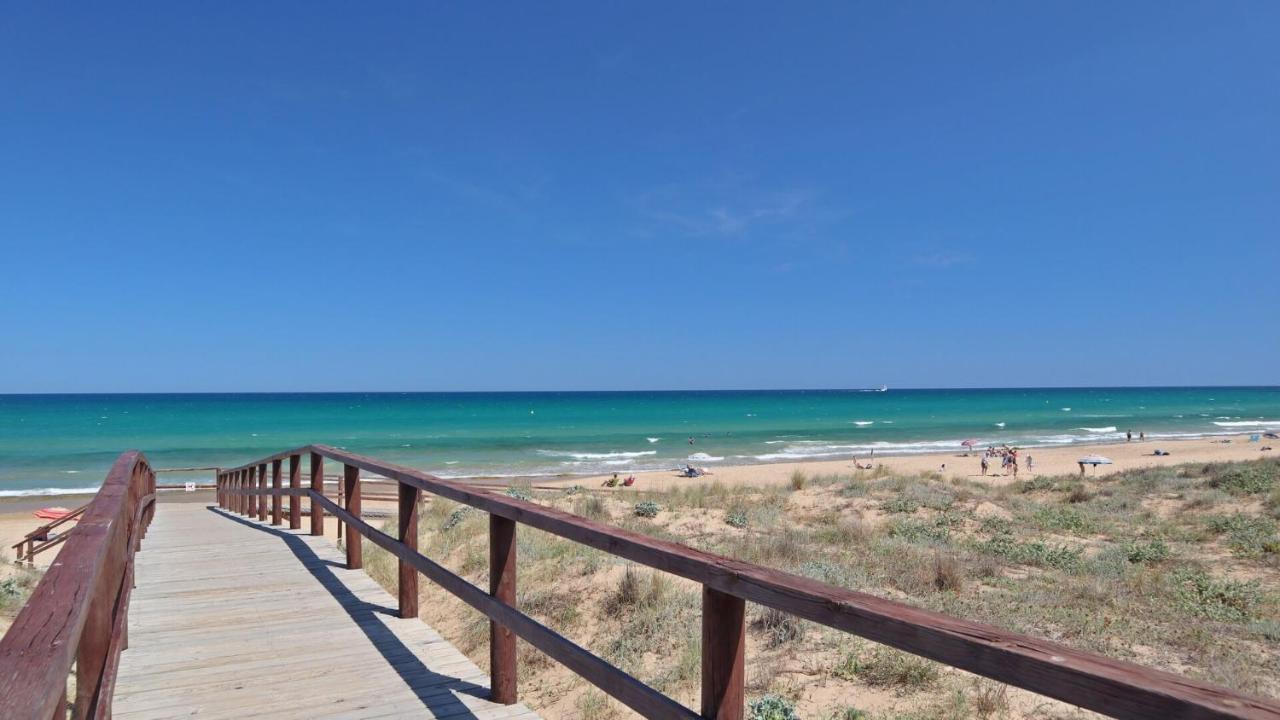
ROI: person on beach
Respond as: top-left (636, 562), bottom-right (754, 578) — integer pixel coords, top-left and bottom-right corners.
top-left (1027, 454), bottom-right (1034, 472)
top-left (1078, 461), bottom-right (1086, 475)
top-left (1127, 430), bottom-right (1133, 442)
top-left (980, 456), bottom-right (989, 475)
top-left (1139, 431), bottom-right (1145, 441)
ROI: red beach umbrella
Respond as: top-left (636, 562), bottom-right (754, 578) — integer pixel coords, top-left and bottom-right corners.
top-left (961, 439), bottom-right (978, 448)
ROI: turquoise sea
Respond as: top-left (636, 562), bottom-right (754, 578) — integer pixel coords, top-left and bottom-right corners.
top-left (2, 388), bottom-right (1278, 496)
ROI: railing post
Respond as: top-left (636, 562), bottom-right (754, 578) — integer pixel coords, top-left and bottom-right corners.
top-left (288, 454), bottom-right (302, 530)
top-left (246, 466), bottom-right (258, 518)
top-left (232, 470), bottom-right (240, 514)
top-left (490, 515), bottom-right (518, 704)
top-left (398, 482), bottom-right (421, 619)
top-left (239, 469), bottom-right (248, 515)
top-left (215, 473), bottom-right (222, 509)
top-left (309, 453), bottom-right (324, 536)
top-left (257, 463), bottom-right (268, 522)
top-left (343, 464), bottom-right (361, 569)
top-left (701, 587), bottom-right (746, 720)
top-left (271, 459), bottom-right (283, 526)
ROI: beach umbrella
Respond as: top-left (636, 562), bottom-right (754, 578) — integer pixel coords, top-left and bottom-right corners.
top-left (961, 439), bottom-right (978, 447)
top-left (1078, 455), bottom-right (1113, 465)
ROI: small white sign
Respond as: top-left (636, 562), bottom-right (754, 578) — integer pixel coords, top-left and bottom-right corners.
top-left (184, 481), bottom-right (196, 493)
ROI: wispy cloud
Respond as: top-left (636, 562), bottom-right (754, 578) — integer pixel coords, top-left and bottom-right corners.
top-left (629, 177), bottom-right (815, 238)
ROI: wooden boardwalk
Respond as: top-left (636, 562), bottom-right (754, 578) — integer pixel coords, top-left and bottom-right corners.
top-left (112, 503), bottom-right (540, 720)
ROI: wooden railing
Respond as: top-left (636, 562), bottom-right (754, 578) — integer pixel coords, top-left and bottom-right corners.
top-left (213, 444), bottom-right (1280, 720)
top-left (12, 503), bottom-right (90, 564)
top-left (0, 451), bottom-right (157, 720)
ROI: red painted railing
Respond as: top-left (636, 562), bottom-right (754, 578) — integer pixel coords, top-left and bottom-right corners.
top-left (217, 444), bottom-right (1280, 720)
top-left (0, 451), bottom-right (157, 719)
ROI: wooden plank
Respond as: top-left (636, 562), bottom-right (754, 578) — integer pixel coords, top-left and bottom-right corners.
top-left (311, 493), bottom-right (696, 719)
top-left (289, 454), bottom-right (302, 529)
top-left (344, 463), bottom-right (361, 569)
top-left (0, 452), bottom-right (155, 720)
top-left (113, 504), bottom-right (538, 720)
top-left (399, 482), bottom-right (420, 619)
top-left (271, 458), bottom-right (283, 526)
top-left (257, 462), bottom-right (268, 522)
top-left (701, 587), bottom-right (745, 720)
top-left (310, 452), bottom-right (324, 536)
top-left (490, 514), bottom-right (517, 704)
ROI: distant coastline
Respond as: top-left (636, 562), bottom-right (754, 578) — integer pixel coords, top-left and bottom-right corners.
top-left (1, 387), bottom-right (1277, 496)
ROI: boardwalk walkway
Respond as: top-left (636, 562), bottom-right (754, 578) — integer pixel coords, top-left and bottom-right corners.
top-left (113, 503), bottom-right (540, 720)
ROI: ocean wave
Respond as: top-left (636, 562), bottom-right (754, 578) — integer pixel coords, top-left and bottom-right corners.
top-left (536, 449), bottom-right (657, 460)
top-left (646, 437), bottom-right (661, 443)
top-left (994, 422), bottom-right (1006, 428)
top-left (851, 421), bottom-right (874, 426)
top-left (688, 453), bottom-right (724, 462)
top-left (1213, 420), bottom-right (1280, 427)
top-left (1061, 408), bottom-right (1072, 412)
top-left (1077, 426), bottom-right (1118, 433)
top-left (0, 486), bottom-right (102, 498)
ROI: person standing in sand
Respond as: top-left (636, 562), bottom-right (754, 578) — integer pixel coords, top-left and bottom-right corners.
top-left (980, 456), bottom-right (989, 475)
top-left (1127, 430), bottom-right (1133, 442)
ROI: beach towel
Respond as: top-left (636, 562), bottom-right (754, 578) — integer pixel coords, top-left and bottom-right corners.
top-left (34, 507), bottom-right (73, 520)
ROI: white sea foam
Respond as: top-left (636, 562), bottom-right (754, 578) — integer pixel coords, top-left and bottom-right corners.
top-left (688, 453), bottom-right (724, 462)
top-left (852, 421), bottom-right (874, 426)
top-left (994, 422), bottom-right (1006, 428)
top-left (62, 470), bottom-right (81, 474)
top-left (536, 449), bottom-right (657, 460)
top-left (1061, 408), bottom-right (1072, 411)
top-left (1213, 420), bottom-right (1280, 427)
top-left (0, 486), bottom-right (102, 498)
top-left (1077, 426), bottom-right (1118, 433)
top-left (647, 437), bottom-right (661, 443)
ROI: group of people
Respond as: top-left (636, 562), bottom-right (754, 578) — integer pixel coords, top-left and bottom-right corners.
top-left (979, 445), bottom-right (1031, 477)
top-left (1126, 430), bottom-right (1145, 442)
top-left (602, 473), bottom-right (635, 487)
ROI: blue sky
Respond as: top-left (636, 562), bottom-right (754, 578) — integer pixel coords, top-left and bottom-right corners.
top-left (1, 3), bottom-right (1276, 392)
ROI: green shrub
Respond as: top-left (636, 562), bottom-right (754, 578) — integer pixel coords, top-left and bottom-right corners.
top-left (974, 532), bottom-right (1083, 571)
top-left (790, 470), bottom-right (808, 491)
top-left (1207, 514), bottom-right (1280, 558)
top-left (1206, 462), bottom-right (1278, 495)
top-left (442, 506), bottom-right (475, 530)
top-left (889, 518), bottom-right (951, 545)
top-left (1030, 506), bottom-right (1095, 534)
top-left (504, 485), bottom-right (533, 501)
top-left (725, 509), bottom-right (748, 528)
top-left (882, 495), bottom-right (919, 514)
top-left (1172, 567), bottom-right (1261, 622)
top-left (1124, 538), bottom-right (1171, 564)
top-left (1019, 476), bottom-right (1056, 493)
top-left (573, 495), bottom-right (610, 521)
top-left (748, 694), bottom-right (799, 720)
top-left (634, 500), bottom-right (661, 518)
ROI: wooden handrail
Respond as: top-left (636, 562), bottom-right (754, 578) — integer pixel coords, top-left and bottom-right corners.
top-left (217, 444), bottom-right (1280, 720)
top-left (12, 503), bottom-right (91, 564)
top-left (0, 451), bottom-right (157, 720)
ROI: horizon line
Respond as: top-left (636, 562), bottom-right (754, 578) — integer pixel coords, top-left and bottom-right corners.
top-left (2, 384), bottom-right (1278, 397)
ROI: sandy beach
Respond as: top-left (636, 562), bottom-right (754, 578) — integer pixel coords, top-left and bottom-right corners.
top-left (2, 434), bottom-right (1272, 550)
top-left (553, 432), bottom-right (1277, 492)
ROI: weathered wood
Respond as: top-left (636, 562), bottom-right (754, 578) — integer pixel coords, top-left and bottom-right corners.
top-left (0, 452), bottom-right (155, 720)
top-left (271, 459), bottom-right (283, 526)
top-left (309, 453), bottom-right (324, 536)
top-left (398, 483), bottom-right (420, 620)
top-left (217, 444), bottom-right (1280, 720)
top-left (311, 492), bottom-right (695, 719)
top-left (343, 464), bottom-right (361, 569)
top-left (112, 504), bottom-right (540, 720)
top-left (288, 454), bottom-right (302, 530)
top-left (246, 466), bottom-right (258, 517)
top-left (490, 515), bottom-right (518, 705)
top-left (257, 463), bottom-right (268, 522)
top-left (701, 588), bottom-right (745, 720)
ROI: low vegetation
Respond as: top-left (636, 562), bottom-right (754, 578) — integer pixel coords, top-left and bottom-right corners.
top-left (355, 457), bottom-right (1280, 718)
